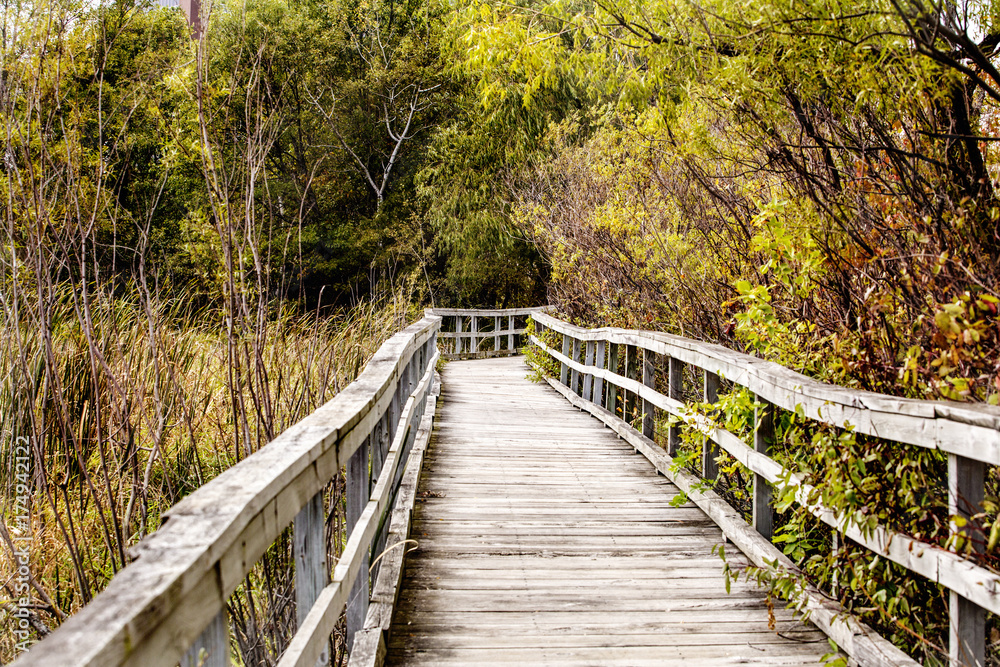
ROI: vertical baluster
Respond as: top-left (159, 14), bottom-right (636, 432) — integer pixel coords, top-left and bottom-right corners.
top-left (641, 349), bottom-right (655, 440)
top-left (508, 315), bottom-right (515, 351)
top-left (830, 531), bottom-right (840, 599)
top-left (371, 415), bottom-right (386, 487)
top-left (570, 338), bottom-right (581, 395)
top-left (560, 334), bottom-right (571, 386)
top-left (625, 345), bottom-right (638, 425)
top-left (702, 370), bottom-right (720, 481)
top-left (295, 491), bottom-right (329, 664)
top-left (455, 315), bottom-right (463, 357)
top-left (607, 343), bottom-right (619, 416)
top-left (593, 341), bottom-right (606, 409)
top-left (494, 316), bottom-right (500, 353)
top-left (753, 397), bottom-right (774, 540)
top-left (470, 315), bottom-right (478, 356)
top-left (582, 341), bottom-right (595, 402)
top-left (345, 434), bottom-right (371, 653)
top-left (667, 357), bottom-right (684, 456)
top-left (949, 454), bottom-right (985, 667)
top-left (181, 610), bottom-right (229, 667)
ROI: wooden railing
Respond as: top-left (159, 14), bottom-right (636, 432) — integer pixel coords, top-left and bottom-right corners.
top-left (428, 307), bottom-right (541, 359)
top-left (531, 311), bottom-right (1000, 667)
top-left (13, 314), bottom-right (442, 667)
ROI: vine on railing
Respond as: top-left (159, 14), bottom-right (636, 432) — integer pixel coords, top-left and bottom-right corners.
top-left (529, 311), bottom-right (999, 667)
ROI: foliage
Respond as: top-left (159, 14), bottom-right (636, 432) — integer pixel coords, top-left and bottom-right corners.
top-left (450, 0), bottom-right (1000, 659)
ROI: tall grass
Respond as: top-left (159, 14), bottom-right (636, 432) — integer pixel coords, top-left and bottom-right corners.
top-left (0, 283), bottom-right (414, 662)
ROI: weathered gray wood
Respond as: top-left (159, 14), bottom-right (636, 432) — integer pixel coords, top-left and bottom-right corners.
top-left (469, 315), bottom-right (478, 355)
top-left (295, 492), bottom-right (329, 665)
top-left (529, 329), bottom-right (1000, 620)
top-left (278, 351), bottom-right (439, 667)
top-left (347, 376), bottom-right (439, 667)
top-left (180, 610), bottom-right (228, 667)
top-left (437, 329), bottom-right (528, 339)
top-left (753, 397), bottom-right (774, 541)
top-left (537, 369), bottom-right (917, 667)
top-left (703, 370), bottom-right (719, 481)
top-left (570, 338), bottom-right (581, 395)
top-left (508, 315), bottom-right (515, 351)
top-left (560, 334), bottom-right (571, 387)
top-left (347, 629), bottom-right (386, 667)
top-left (427, 307), bottom-right (542, 317)
top-left (390, 357), bottom-right (843, 666)
top-left (346, 438), bottom-right (371, 651)
top-left (949, 454), bottom-right (985, 667)
top-left (455, 315), bottom-right (463, 356)
top-left (13, 315), bottom-right (440, 667)
top-left (582, 340), bottom-right (595, 402)
top-left (606, 343), bottom-right (619, 416)
top-left (494, 316), bottom-right (500, 352)
top-left (593, 341), bottom-right (606, 410)
top-left (625, 345), bottom-right (638, 425)
top-left (641, 349), bottom-right (655, 441)
top-left (667, 357), bottom-right (683, 456)
top-left (532, 311), bottom-right (1000, 465)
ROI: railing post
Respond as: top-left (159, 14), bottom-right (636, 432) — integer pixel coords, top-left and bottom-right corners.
top-left (753, 397), bottom-right (774, 540)
top-left (607, 343), bottom-right (619, 416)
top-left (345, 436), bottom-right (370, 653)
top-left (455, 315), bottom-right (463, 357)
top-left (582, 340), bottom-right (595, 402)
top-left (949, 453), bottom-right (985, 667)
top-left (570, 338), bottom-right (581, 395)
top-left (371, 413), bottom-right (387, 497)
top-left (667, 357), bottom-right (684, 456)
top-left (495, 316), bottom-right (501, 353)
top-left (508, 315), bottom-right (515, 351)
top-left (181, 610), bottom-right (229, 667)
top-left (560, 334), bottom-right (571, 386)
top-left (470, 315), bottom-right (478, 356)
top-left (625, 345), bottom-right (638, 424)
top-left (702, 370), bottom-right (720, 481)
top-left (641, 349), bottom-right (655, 440)
top-left (295, 491), bottom-right (329, 665)
top-left (593, 341), bottom-right (606, 409)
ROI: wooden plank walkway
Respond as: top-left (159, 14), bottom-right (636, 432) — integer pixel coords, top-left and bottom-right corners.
top-left (387, 357), bottom-right (833, 666)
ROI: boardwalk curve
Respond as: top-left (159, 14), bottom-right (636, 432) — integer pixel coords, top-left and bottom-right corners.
top-left (388, 357), bottom-right (831, 665)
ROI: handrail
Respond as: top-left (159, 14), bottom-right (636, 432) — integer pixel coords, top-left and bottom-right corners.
top-left (531, 311), bottom-right (1000, 667)
top-left (14, 314), bottom-right (442, 667)
top-left (427, 307), bottom-right (544, 360)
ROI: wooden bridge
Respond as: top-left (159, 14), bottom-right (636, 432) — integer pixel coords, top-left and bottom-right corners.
top-left (13, 308), bottom-right (1000, 667)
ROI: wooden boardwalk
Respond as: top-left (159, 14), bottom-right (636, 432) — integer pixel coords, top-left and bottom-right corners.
top-left (387, 357), bottom-right (832, 666)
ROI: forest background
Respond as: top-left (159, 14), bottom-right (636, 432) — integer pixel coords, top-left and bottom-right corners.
top-left (2, 0), bottom-right (1000, 664)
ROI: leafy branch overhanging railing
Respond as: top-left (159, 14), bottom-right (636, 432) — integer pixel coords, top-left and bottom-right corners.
top-left (530, 311), bottom-right (1000, 667)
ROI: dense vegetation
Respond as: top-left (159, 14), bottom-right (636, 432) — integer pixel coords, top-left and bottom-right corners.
top-left (463, 0), bottom-right (1000, 663)
top-left (2, 0), bottom-right (1000, 663)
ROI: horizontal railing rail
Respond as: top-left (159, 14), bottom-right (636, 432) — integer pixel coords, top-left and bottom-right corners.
top-left (530, 311), bottom-right (1000, 667)
top-left (14, 314), bottom-right (442, 667)
top-left (427, 307), bottom-right (543, 360)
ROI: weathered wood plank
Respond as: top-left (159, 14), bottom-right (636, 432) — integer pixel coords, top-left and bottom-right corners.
top-left (531, 312), bottom-right (1000, 464)
top-left (14, 317), bottom-right (441, 667)
top-left (752, 397), bottom-right (774, 540)
top-left (278, 351), bottom-right (439, 667)
top-left (294, 492), bottom-right (328, 664)
top-left (388, 357), bottom-right (848, 666)
top-left (949, 454), bottom-right (986, 667)
top-left (538, 371), bottom-right (917, 667)
top-left (703, 370), bottom-right (720, 481)
top-left (530, 332), bottom-right (1000, 618)
top-left (642, 349), bottom-right (655, 441)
